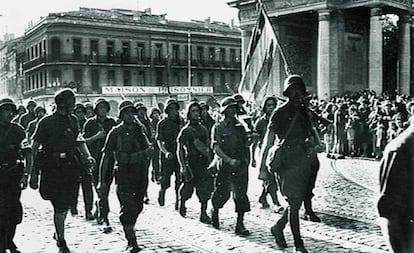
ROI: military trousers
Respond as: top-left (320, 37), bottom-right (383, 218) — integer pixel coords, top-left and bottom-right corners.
top-left (211, 161), bottom-right (250, 213)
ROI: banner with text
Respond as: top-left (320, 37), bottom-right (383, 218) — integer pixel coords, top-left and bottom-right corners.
top-left (102, 86), bottom-right (214, 95)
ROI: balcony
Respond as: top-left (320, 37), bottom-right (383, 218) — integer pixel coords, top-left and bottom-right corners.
top-left (23, 54), bottom-right (152, 69)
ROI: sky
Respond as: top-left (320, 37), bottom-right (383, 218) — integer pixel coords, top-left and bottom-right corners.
top-left (0, 0), bottom-right (239, 37)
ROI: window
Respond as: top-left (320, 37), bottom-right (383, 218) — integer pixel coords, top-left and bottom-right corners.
top-left (155, 43), bottom-right (163, 63)
top-left (197, 72), bottom-right (203, 86)
top-left (156, 70), bottom-right (163, 86)
top-left (137, 43), bottom-right (145, 62)
top-left (230, 48), bottom-right (236, 64)
top-left (123, 70), bottom-right (131, 86)
top-left (184, 45), bottom-right (190, 62)
top-left (106, 41), bottom-right (114, 62)
top-left (91, 70), bottom-right (99, 91)
top-left (26, 49), bottom-right (30, 61)
top-left (108, 70), bottom-right (115, 86)
top-left (39, 72), bottom-right (43, 88)
top-left (209, 73), bottom-right (215, 85)
top-left (173, 72), bottom-right (179, 85)
top-left (51, 38), bottom-right (61, 61)
top-left (42, 40), bottom-right (47, 57)
top-left (209, 47), bottom-right (215, 63)
top-left (74, 69), bottom-right (82, 86)
top-left (172, 45), bottom-right (179, 64)
top-left (51, 69), bottom-right (61, 86)
top-left (220, 48), bottom-right (226, 62)
top-left (90, 40), bottom-right (98, 62)
top-left (137, 71), bottom-right (145, 86)
top-left (220, 73), bottom-right (226, 92)
top-left (44, 70), bottom-right (47, 87)
top-left (121, 42), bottom-right (130, 63)
top-left (34, 44), bottom-right (38, 59)
top-left (73, 38), bottom-right (82, 61)
top-left (230, 73), bottom-right (236, 90)
top-left (197, 46), bottom-right (204, 63)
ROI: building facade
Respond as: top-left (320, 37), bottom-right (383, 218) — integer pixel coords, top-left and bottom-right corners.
top-left (22, 7), bottom-right (241, 111)
top-left (229, 0), bottom-right (413, 98)
top-left (0, 37), bottom-right (25, 102)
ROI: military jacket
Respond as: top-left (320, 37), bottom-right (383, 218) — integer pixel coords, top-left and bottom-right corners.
top-left (156, 116), bottom-right (181, 153)
top-left (84, 116), bottom-right (117, 158)
top-left (212, 118), bottom-right (249, 160)
top-left (177, 122), bottom-right (210, 168)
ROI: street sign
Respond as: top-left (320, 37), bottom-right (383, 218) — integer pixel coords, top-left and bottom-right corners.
top-left (102, 86), bottom-right (213, 95)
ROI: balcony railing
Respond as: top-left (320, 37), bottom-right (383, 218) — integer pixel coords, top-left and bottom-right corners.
top-left (23, 54), bottom-right (241, 69)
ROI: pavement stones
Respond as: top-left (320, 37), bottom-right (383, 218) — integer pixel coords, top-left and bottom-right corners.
top-left (14, 155), bottom-right (389, 252)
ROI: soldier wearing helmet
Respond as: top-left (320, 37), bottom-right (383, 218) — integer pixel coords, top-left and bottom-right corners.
top-left (19, 99), bottom-right (37, 129)
top-left (156, 98), bottom-right (183, 209)
top-left (83, 97), bottom-right (117, 231)
top-left (27, 105), bottom-right (47, 141)
top-left (258, 75), bottom-right (325, 253)
top-left (176, 101), bottom-right (213, 224)
top-left (98, 100), bottom-right (152, 253)
top-left (210, 96), bottom-right (251, 236)
top-left (0, 98), bottom-right (32, 253)
top-left (29, 88), bottom-right (95, 253)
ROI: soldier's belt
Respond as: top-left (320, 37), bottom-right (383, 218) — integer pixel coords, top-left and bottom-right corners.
top-left (116, 151), bottom-right (146, 164)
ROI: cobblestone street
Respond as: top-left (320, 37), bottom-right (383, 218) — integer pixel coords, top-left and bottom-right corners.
top-left (14, 155), bottom-right (389, 252)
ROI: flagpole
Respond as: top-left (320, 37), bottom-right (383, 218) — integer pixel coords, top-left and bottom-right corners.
top-left (187, 31), bottom-right (192, 100)
top-left (256, 0), bottom-right (292, 75)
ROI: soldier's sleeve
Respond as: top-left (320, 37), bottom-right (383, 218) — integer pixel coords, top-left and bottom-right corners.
top-left (102, 128), bottom-right (117, 153)
top-left (211, 123), bottom-right (222, 149)
top-left (177, 127), bottom-right (190, 148)
top-left (14, 124), bottom-right (31, 152)
top-left (155, 120), bottom-right (165, 141)
top-left (32, 117), bottom-right (48, 145)
top-left (83, 119), bottom-right (93, 138)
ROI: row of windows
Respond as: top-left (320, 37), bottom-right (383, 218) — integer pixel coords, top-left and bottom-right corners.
top-left (27, 40), bottom-right (47, 61)
top-left (35, 37), bottom-right (241, 64)
top-left (24, 69), bottom-right (238, 92)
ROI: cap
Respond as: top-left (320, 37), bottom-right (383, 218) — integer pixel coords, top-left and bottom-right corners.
top-left (150, 107), bottom-right (161, 117)
top-left (220, 96), bottom-right (238, 114)
top-left (135, 102), bottom-right (147, 111)
top-left (74, 103), bottom-right (86, 113)
top-left (54, 88), bottom-right (76, 107)
top-left (185, 101), bottom-right (201, 120)
top-left (232, 94), bottom-right (246, 104)
top-left (34, 105), bottom-right (46, 114)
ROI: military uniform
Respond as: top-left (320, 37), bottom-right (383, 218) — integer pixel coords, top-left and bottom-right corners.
top-left (156, 116), bottom-right (181, 191)
top-left (32, 112), bottom-right (82, 212)
top-left (0, 120), bottom-right (29, 252)
top-left (377, 125), bottom-right (414, 253)
top-left (211, 117), bottom-right (251, 213)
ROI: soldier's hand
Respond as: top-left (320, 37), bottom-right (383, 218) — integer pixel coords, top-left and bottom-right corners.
top-left (20, 174), bottom-right (29, 190)
top-left (165, 152), bottom-right (173, 160)
top-left (29, 174), bottom-right (39, 190)
top-left (97, 183), bottom-right (108, 198)
top-left (96, 130), bottom-right (106, 139)
top-left (229, 159), bottom-right (241, 167)
top-left (251, 159), bottom-right (256, 168)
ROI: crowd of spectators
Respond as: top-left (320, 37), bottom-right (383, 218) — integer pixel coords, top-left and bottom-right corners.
top-left (307, 90), bottom-right (413, 159)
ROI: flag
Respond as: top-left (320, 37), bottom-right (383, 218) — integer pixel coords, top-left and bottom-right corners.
top-left (238, 6), bottom-right (283, 105)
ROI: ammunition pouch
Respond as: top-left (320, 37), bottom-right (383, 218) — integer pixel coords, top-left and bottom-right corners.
top-left (116, 151), bottom-right (146, 165)
top-left (0, 161), bottom-right (24, 184)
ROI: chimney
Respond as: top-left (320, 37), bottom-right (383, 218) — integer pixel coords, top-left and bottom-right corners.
top-left (204, 17), bottom-right (211, 28)
top-left (230, 19), bottom-right (234, 29)
top-left (144, 8), bottom-right (151, 15)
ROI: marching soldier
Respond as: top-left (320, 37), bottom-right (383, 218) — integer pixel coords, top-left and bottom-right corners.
top-left (27, 105), bottom-right (47, 141)
top-left (98, 100), bottom-right (152, 253)
top-left (29, 88), bottom-right (94, 253)
top-left (156, 98), bottom-right (183, 209)
top-left (84, 97), bottom-right (117, 232)
top-left (149, 107), bottom-right (162, 183)
top-left (0, 98), bottom-right (32, 253)
top-left (177, 102), bottom-right (213, 223)
top-left (19, 99), bottom-right (37, 129)
top-left (259, 75), bottom-right (322, 253)
top-left (210, 97), bottom-right (251, 236)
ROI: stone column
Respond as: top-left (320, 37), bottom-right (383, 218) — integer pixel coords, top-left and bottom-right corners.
top-left (369, 7), bottom-right (383, 95)
top-left (398, 13), bottom-right (411, 95)
top-left (330, 10), bottom-right (344, 96)
top-left (317, 9), bottom-right (331, 100)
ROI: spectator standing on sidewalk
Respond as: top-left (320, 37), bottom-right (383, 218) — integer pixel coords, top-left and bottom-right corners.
top-left (378, 124), bottom-right (414, 253)
top-left (98, 100), bottom-right (151, 253)
top-left (210, 96), bottom-right (251, 236)
top-left (253, 96), bottom-right (284, 213)
top-left (0, 98), bottom-right (32, 253)
top-left (29, 88), bottom-right (94, 253)
top-left (19, 99), bottom-right (37, 129)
